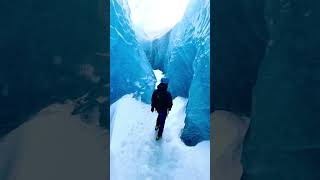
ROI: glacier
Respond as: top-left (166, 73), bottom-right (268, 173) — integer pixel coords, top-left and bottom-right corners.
top-left (240, 1), bottom-right (320, 179)
top-left (142, 0), bottom-right (210, 145)
top-left (210, 0), bottom-right (320, 179)
top-left (142, 32), bottom-right (171, 72)
top-left (110, 0), bottom-right (211, 177)
top-left (177, 0), bottom-right (210, 145)
top-left (111, 0), bottom-right (210, 146)
top-left (110, 0), bottom-right (156, 104)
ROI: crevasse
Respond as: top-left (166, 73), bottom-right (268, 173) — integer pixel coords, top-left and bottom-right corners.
top-left (110, 0), bottom-right (210, 145)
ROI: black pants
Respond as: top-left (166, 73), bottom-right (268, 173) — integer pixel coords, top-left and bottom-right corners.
top-left (156, 111), bottom-right (168, 137)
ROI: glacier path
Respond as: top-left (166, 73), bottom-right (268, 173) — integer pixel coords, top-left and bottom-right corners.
top-left (110, 95), bottom-right (209, 180)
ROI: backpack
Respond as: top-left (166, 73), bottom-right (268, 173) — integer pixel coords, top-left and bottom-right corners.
top-left (155, 90), bottom-right (169, 109)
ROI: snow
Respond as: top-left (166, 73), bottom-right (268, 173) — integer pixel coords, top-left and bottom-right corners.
top-left (153, 69), bottom-right (165, 88)
top-left (110, 95), bottom-right (210, 180)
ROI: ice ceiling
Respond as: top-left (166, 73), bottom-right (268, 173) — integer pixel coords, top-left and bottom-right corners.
top-left (127, 0), bottom-right (190, 39)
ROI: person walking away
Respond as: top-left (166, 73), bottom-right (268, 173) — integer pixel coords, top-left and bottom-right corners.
top-left (151, 78), bottom-right (173, 141)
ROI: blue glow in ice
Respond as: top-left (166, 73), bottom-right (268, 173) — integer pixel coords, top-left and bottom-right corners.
top-left (110, 0), bottom-right (156, 104)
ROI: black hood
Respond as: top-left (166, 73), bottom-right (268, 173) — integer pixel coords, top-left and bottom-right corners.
top-left (157, 83), bottom-right (168, 91)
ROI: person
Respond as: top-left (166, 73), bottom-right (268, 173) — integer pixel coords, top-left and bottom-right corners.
top-left (151, 77), bottom-right (173, 140)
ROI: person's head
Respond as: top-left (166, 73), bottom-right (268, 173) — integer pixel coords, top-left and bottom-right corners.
top-left (160, 77), bottom-right (169, 85)
top-left (157, 78), bottom-right (169, 91)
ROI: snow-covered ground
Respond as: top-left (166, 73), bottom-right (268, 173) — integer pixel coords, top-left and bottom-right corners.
top-left (110, 70), bottom-right (210, 180)
top-left (111, 95), bottom-right (210, 180)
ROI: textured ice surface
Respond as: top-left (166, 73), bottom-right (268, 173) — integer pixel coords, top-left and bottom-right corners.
top-left (112, 0), bottom-right (210, 146)
top-left (110, 0), bottom-right (156, 104)
top-left (240, 1), bottom-right (320, 179)
top-left (139, 0), bottom-right (210, 145)
top-left (166, 0), bottom-right (210, 145)
top-left (142, 32), bottom-right (171, 72)
top-left (211, 0), bottom-right (267, 115)
top-left (141, 0), bottom-right (210, 145)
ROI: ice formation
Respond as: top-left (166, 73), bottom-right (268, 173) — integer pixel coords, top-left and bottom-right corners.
top-left (110, 0), bottom-right (210, 145)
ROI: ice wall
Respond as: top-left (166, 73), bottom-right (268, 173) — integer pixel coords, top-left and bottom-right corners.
top-left (211, 0), bottom-right (267, 115)
top-left (241, 1), bottom-right (320, 179)
top-left (142, 0), bottom-right (210, 145)
top-left (181, 0), bottom-right (210, 146)
top-left (110, 0), bottom-right (156, 104)
top-left (0, 0), bottom-right (107, 137)
top-left (142, 32), bottom-right (171, 72)
top-left (154, 0), bottom-right (210, 145)
top-left (112, 0), bottom-right (210, 145)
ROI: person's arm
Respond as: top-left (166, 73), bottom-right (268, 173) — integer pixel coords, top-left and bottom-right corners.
top-left (151, 91), bottom-right (156, 112)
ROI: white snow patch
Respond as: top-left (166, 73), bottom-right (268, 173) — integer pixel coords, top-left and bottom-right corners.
top-left (111, 95), bottom-right (210, 180)
top-left (153, 69), bottom-right (165, 88)
top-left (134, 81), bottom-right (142, 88)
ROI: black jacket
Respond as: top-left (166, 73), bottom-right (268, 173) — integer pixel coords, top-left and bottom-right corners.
top-left (151, 83), bottom-right (173, 112)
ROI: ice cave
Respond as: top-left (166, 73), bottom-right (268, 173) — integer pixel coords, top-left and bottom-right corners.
top-left (110, 0), bottom-right (210, 179)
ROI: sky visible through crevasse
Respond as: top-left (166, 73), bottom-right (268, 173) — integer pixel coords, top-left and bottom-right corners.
top-left (127, 0), bottom-right (190, 39)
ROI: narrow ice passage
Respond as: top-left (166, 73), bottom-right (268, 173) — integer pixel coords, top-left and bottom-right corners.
top-left (110, 71), bottom-right (210, 180)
